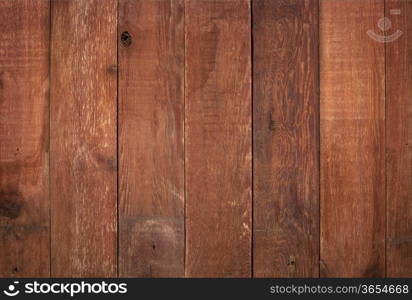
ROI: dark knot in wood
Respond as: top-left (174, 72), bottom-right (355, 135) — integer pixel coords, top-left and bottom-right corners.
top-left (120, 31), bottom-right (132, 48)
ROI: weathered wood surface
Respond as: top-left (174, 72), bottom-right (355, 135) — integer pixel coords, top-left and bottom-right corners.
top-left (253, 0), bottom-right (320, 278)
top-left (185, 0), bottom-right (252, 277)
top-left (50, 0), bottom-right (117, 277)
top-left (0, 0), bottom-right (50, 277)
top-left (320, 0), bottom-right (386, 277)
top-left (118, 0), bottom-right (185, 277)
top-left (386, 0), bottom-right (412, 278)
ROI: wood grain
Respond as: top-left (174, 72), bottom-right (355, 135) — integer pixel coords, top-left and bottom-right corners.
top-left (386, 0), bottom-right (412, 278)
top-left (50, 0), bottom-right (117, 277)
top-left (185, 0), bottom-right (252, 277)
top-left (0, 0), bottom-right (50, 277)
top-left (253, 0), bottom-right (319, 278)
top-left (118, 0), bottom-right (185, 277)
top-left (320, 0), bottom-right (386, 277)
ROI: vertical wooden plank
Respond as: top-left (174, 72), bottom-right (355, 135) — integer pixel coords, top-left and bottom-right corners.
top-left (253, 0), bottom-right (319, 277)
top-left (185, 0), bottom-right (252, 277)
top-left (320, 0), bottom-right (386, 277)
top-left (50, 0), bottom-right (117, 277)
top-left (386, 0), bottom-right (412, 278)
top-left (118, 0), bottom-right (184, 277)
top-left (0, 0), bottom-right (49, 277)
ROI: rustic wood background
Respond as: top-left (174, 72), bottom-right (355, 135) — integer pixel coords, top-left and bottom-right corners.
top-left (0, 0), bottom-right (411, 278)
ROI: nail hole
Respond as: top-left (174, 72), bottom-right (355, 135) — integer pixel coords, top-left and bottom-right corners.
top-left (120, 31), bottom-right (132, 48)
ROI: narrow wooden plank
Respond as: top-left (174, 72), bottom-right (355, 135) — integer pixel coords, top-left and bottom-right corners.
top-left (50, 0), bottom-right (117, 277)
top-left (253, 0), bottom-right (319, 277)
top-left (185, 0), bottom-right (252, 277)
top-left (320, 0), bottom-right (386, 277)
top-left (0, 0), bottom-right (50, 277)
top-left (119, 0), bottom-right (185, 277)
top-left (386, 0), bottom-right (412, 278)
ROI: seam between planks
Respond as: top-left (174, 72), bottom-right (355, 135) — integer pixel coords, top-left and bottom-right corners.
top-left (48, 0), bottom-right (52, 278)
top-left (384, 0), bottom-right (387, 279)
top-left (317, 0), bottom-right (321, 279)
top-left (250, 0), bottom-right (254, 278)
top-left (116, 0), bottom-right (120, 279)
top-left (183, 0), bottom-right (187, 278)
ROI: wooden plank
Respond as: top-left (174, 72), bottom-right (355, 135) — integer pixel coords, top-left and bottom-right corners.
top-left (320, 0), bottom-right (386, 277)
top-left (118, 0), bottom-right (185, 277)
top-left (253, 0), bottom-right (319, 277)
top-left (50, 0), bottom-right (117, 277)
top-left (386, 0), bottom-right (412, 278)
top-left (185, 0), bottom-right (252, 277)
top-left (0, 0), bottom-right (50, 277)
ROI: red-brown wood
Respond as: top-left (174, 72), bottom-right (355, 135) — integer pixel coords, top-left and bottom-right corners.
top-left (0, 0), bottom-right (50, 277)
top-left (1, 0), bottom-right (412, 279)
top-left (320, 0), bottom-right (386, 277)
top-left (386, 0), bottom-right (412, 278)
top-left (119, 0), bottom-right (185, 277)
top-left (253, 0), bottom-right (320, 277)
top-left (185, 0), bottom-right (252, 277)
top-left (50, 0), bottom-right (117, 277)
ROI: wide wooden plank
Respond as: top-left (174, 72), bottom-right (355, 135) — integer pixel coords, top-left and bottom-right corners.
top-left (386, 0), bottom-right (412, 277)
top-left (320, 0), bottom-right (386, 277)
top-left (253, 0), bottom-right (319, 277)
top-left (0, 0), bottom-right (50, 277)
top-left (185, 0), bottom-right (252, 277)
top-left (119, 0), bottom-right (185, 277)
top-left (50, 0), bottom-right (117, 277)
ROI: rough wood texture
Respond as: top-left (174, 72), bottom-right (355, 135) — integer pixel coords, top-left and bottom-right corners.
top-left (0, 0), bottom-right (50, 277)
top-left (185, 0), bottom-right (252, 277)
top-left (50, 0), bottom-right (117, 277)
top-left (386, 0), bottom-right (412, 278)
top-left (320, 0), bottom-right (386, 277)
top-left (119, 0), bottom-right (185, 277)
top-left (253, 0), bottom-right (319, 278)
